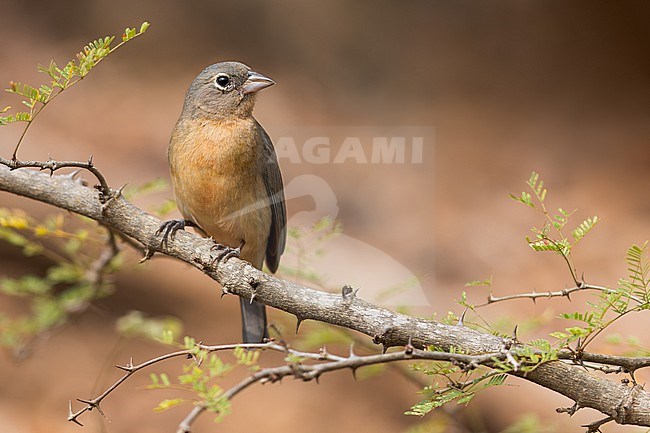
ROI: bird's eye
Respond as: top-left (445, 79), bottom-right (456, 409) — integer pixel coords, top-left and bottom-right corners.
top-left (214, 74), bottom-right (231, 90)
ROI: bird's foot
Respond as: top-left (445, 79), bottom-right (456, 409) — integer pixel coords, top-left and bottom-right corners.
top-left (156, 219), bottom-right (195, 247)
top-left (210, 239), bottom-right (244, 266)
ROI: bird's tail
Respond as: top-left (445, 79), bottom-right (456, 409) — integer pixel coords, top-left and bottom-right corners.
top-left (239, 298), bottom-right (268, 343)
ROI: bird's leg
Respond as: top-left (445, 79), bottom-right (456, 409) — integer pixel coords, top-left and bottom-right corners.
top-left (156, 219), bottom-right (197, 247)
top-left (210, 239), bottom-right (244, 266)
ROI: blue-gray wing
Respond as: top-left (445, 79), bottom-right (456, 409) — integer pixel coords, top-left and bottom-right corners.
top-left (259, 123), bottom-right (286, 273)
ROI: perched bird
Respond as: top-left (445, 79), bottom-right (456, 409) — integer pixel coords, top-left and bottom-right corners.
top-left (159, 61), bottom-right (286, 343)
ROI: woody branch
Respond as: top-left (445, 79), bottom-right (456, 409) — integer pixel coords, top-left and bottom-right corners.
top-left (0, 162), bottom-right (649, 427)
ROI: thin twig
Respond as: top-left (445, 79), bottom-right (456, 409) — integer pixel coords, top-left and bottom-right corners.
top-left (177, 404), bottom-right (206, 433)
top-left (9, 27), bottom-right (148, 159)
top-left (0, 156), bottom-right (112, 198)
top-left (175, 345), bottom-right (507, 432)
top-left (580, 307), bottom-right (643, 354)
top-left (557, 350), bottom-right (650, 373)
top-left (111, 229), bottom-right (146, 255)
top-left (68, 340), bottom-right (508, 428)
top-left (478, 284), bottom-right (644, 307)
top-left (543, 236), bottom-right (581, 286)
top-left (582, 415), bottom-right (614, 432)
top-left (333, 327), bottom-right (430, 388)
top-left (528, 178), bottom-right (580, 286)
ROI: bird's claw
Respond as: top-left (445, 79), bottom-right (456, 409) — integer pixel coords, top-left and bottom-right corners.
top-left (156, 219), bottom-right (190, 247)
top-left (209, 240), bottom-right (243, 266)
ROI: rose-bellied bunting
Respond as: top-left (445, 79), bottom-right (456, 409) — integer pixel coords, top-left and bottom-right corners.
top-left (158, 62), bottom-right (286, 343)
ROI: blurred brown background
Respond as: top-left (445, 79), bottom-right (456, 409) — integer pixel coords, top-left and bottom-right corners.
top-left (1, 1), bottom-right (649, 432)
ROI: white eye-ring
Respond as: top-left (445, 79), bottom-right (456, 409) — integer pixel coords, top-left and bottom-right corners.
top-left (214, 73), bottom-right (231, 91)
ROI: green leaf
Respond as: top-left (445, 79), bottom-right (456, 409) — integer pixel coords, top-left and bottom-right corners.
top-left (529, 339), bottom-right (551, 351)
top-left (148, 374), bottom-right (159, 387)
top-left (159, 329), bottom-right (176, 345)
top-left (116, 311), bottom-right (183, 342)
top-left (405, 400), bottom-right (435, 417)
top-left (456, 394), bottom-right (474, 405)
top-left (47, 263), bottom-right (83, 284)
top-left (549, 331), bottom-right (568, 340)
top-left (206, 354), bottom-right (233, 377)
top-left (0, 226), bottom-right (29, 247)
top-left (206, 397), bottom-right (232, 423)
top-left (7, 81), bottom-right (47, 103)
top-left (565, 326), bottom-right (590, 338)
top-left (284, 353), bottom-right (306, 364)
top-left (526, 171), bottom-right (547, 203)
top-left (184, 336), bottom-right (197, 349)
top-left (508, 191), bottom-right (535, 207)
top-left (527, 239), bottom-right (561, 252)
top-left (625, 241), bottom-right (649, 289)
top-left (153, 398), bottom-right (186, 413)
top-left (123, 27), bottom-right (136, 42)
top-left (483, 371), bottom-right (508, 385)
top-left (465, 275), bottom-right (493, 288)
top-left (571, 216), bottom-right (599, 242)
top-left (1, 275), bottom-right (52, 296)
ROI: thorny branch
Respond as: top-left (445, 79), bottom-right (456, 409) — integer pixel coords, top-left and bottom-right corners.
top-left (1, 163), bottom-right (650, 430)
top-left (0, 156), bottom-right (112, 199)
top-left (67, 344), bottom-right (231, 426)
top-left (67, 340), bottom-right (510, 431)
top-left (478, 284), bottom-right (644, 307)
top-left (479, 284), bottom-right (648, 368)
top-left (556, 351), bottom-right (650, 376)
top-left (583, 416), bottom-right (615, 432)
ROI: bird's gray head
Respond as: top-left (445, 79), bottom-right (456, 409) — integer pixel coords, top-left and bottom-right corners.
top-left (182, 61), bottom-right (274, 119)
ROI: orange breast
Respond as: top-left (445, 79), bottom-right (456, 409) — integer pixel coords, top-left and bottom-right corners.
top-left (168, 116), bottom-right (272, 268)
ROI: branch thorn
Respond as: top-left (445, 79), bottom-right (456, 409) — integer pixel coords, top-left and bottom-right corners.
top-left (556, 401), bottom-right (580, 416)
top-left (139, 247), bottom-right (153, 263)
top-left (68, 401), bottom-right (84, 426)
top-left (77, 398), bottom-right (93, 405)
top-left (457, 309), bottom-right (467, 327)
top-left (405, 336), bottom-right (414, 355)
top-left (115, 363), bottom-right (131, 372)
top-left (95, 404), bottom-right (110, 422)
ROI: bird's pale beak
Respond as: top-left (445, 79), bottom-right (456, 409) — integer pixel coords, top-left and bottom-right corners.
top-left (241, 71), bottom-right (275, 95)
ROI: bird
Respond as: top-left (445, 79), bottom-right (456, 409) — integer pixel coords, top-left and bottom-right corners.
top-left (158, 61), bottom-right (286, 343)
